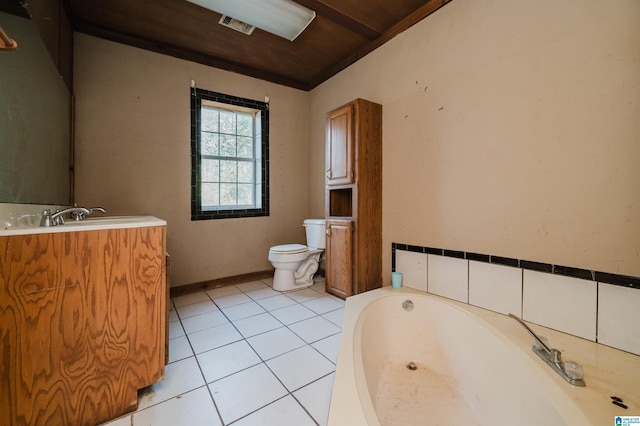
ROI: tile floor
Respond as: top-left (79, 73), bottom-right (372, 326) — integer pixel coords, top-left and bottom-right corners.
top-left (101, 277), bottom-right (343, 426)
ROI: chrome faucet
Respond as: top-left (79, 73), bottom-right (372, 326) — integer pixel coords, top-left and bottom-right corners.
top-left (40, 206), bottom-right (105, 227)
top-left (508, 314), bottom-right (585, 386)
top-left (69, 207), bottom-right (106, 221)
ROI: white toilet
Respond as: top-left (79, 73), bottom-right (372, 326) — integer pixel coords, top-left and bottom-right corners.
top-left (268, 219), bottom-right (326, 292)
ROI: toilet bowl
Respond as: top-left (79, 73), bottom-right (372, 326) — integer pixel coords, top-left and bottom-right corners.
top-left (269, 219), bottom-right (326, 292)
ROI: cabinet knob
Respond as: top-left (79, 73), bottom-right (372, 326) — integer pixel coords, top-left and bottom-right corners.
top-left (326, 228), bottom-right (331, 237)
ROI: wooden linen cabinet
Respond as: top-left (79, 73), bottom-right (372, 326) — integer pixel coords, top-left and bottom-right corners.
top-left (325, 98), bottom-right (382, 299)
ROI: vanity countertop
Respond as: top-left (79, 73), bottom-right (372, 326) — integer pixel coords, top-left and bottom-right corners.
top-left (0, 215), bottom-right (166, 236)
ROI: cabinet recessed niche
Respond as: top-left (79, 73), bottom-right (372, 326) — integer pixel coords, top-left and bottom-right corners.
top-left (329, 188), bottom-right (353, 217)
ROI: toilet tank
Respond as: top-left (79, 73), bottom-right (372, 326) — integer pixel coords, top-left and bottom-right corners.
top-left (303, 219), bottom-right (326, 250)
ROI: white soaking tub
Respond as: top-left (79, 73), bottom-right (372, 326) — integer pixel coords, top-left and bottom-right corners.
top-left (328, 287), bottom-right (640, 425)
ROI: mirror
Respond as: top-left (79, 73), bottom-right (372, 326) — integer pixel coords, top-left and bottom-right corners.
top-left (0, 8), bottom-right (71, 205)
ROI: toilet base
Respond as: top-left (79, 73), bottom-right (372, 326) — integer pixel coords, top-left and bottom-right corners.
top-left (271, 250), bottom-right (323, 292)
top-left (272, 268), bottom-right (314, 292)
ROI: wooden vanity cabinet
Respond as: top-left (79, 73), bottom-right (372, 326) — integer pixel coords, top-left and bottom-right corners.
top-left (325, 99), bottom-right (382, 299)
top-left (0, 226), bottom-right (167, 426)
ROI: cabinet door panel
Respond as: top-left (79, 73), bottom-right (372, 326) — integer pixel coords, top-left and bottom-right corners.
top-left (0, 227), bottom-right (166, 426)
top-left (326, 220), bottom-right (352, 299)
top-left (326, 104), bottom-right (353, 185)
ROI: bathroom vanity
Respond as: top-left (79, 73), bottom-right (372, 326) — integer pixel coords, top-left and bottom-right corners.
top-left (325, 99), bottom-right (382, 299)
top-left (0, 217), bottom-right (167, 425)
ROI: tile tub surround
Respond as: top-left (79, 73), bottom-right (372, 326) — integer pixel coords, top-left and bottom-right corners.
top-left (101, 277), bottom-right (343, 426)
top-left (392, 243), bottom-right (640, 356)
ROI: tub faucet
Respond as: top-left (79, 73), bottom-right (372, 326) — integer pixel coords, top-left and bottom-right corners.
top-left (508, 314), bottom-right (585, 386)
top-left (40, 206), bottom-right (103, 227)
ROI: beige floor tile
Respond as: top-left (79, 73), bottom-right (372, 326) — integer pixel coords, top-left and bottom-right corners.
top-left (269, 304), bottom-right (316, 325)
top-left (232, 395), bottom-right (315, 426)
top-left (197, 340), bottom-right (261, 383)
top-left (293, 373), bottom-right (335, 426)
top-left (133, 387), bottom-right (221, 426)
top-left (137, 357), bottom-right (205, 410)
top-left (233, 312), bottom-right (283, 338)
top-left (247, 327), bottom-right (306, 360)
top-left (288, 316), bottom-right (340, 344)
top-left (209, 364), bottom-right (287, 424)
top-left (266, 346), bottom-right (335, 392)
top-left (187, 322), bottom-right (243, 354)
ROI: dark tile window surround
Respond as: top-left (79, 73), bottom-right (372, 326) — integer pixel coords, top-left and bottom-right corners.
top-left (190, 88), bottom-right (270, 221)
top-left (392, 242), bottom-right (640, 290)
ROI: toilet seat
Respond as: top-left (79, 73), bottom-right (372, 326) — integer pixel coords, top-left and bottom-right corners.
top-left (269, 244), bottom-right (308, 254)
top-left (268, 244), bottom-right (311, 263)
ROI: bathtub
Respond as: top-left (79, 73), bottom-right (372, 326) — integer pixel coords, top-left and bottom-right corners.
top-left (328, 287), bottom-right (640, 425)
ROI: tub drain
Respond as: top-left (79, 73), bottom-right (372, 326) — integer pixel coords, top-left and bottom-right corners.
top-left (406, 362), bottom-right (417, 371)
top-left (402, 300), bottom-right (414, 311)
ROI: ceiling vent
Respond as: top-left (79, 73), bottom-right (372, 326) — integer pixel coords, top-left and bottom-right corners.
top-left (218, 15), bottom-right (255, 36)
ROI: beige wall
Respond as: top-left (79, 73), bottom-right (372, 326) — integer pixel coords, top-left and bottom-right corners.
top-left (74, 34), bottom-right (311, 286)
top-left (75, 0), bottom-right (640, 287)
top-left (309, 0), bottom-right (640, 281)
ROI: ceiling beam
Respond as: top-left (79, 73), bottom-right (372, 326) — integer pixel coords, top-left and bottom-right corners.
top-left (291, 0), bottom-right (380, 41)
top-left (72, 17), bottom-right (312, 91)
top-left (308, 0), bottom-right (451, 89)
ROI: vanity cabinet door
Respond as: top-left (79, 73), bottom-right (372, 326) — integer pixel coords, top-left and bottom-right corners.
top-left (325, 220), bottom-right (353, 299)
top-left (0, 226), bottom-right (166, 426)
top-left (326, 103), bottom-right (354, 186)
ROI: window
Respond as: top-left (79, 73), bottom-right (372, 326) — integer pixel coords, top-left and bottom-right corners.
top-left (191, 88), bottom-right (269, 220)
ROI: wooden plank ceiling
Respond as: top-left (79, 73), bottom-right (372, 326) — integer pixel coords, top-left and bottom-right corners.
top-left (67, 0), bottom-right (451, 91)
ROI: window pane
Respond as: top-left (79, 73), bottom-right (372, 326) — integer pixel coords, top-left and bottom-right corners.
top-left (220, 183), bottom-right (237, 206)
top-left (201, 159), bottom-right (219, 182)
top-left (201, 132), bottom-right (219, 156)
top-left (219, 110), bottom-right (236, 134)
top-left (237, 136), bottom-right (253, 158)
top-left (220, 134), bottom-right (236, 157)
top-left (220, 160), bottom-right (237, 182)
top-left (237, 161), bottom-right (253, 183)
top-left (202, 107), bottom-right (219, 132)
top-left (237, 114), bottom-right (253, 137)
top-left (202, 183), bottom-right (219, 206)
top-left (237, 184), bottom-right (253, 205)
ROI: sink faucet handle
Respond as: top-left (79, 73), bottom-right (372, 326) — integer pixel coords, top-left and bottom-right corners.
top-left (54, 209), bottom-right (65, 226)
top-left (70, 207), bottom-right (105, 221)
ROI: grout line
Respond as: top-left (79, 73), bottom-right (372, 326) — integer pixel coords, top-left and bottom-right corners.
top-left (225, 394), bottom-right (293, 425)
